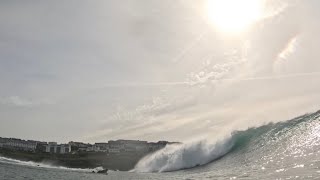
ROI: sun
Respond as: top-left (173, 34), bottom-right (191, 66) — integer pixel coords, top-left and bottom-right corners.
top-left (207, 0), bottom-right (264, 34)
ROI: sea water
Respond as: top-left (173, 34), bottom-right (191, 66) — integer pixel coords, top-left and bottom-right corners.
top-left (1, 111), bottom-right (319, 180)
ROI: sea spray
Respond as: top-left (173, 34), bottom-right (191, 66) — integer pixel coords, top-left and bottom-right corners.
top-left (134, 135), bottom-right (235, 172)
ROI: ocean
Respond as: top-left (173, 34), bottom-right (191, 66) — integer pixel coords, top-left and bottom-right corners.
top-left (0, 111), bottom-right (319, 180)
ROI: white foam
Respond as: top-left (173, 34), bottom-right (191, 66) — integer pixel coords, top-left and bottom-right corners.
top-left (0, 156), bottom-right (103, 173)
top-left (134, 135), bottom-right (234, 172)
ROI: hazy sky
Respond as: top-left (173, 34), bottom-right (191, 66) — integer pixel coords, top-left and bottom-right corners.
top-left (1, 0), bottom-right (320, 143)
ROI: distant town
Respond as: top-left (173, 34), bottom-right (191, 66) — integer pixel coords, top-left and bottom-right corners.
top-left (0, 137), bottom-right (177, 155)
top-left (0, 136), bottom-right (180, 170)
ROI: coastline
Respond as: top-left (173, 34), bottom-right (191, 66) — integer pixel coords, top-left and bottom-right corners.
top-left (0, 148), bottom-right (147, 171)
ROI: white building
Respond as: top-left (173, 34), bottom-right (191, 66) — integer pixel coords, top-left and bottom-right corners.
top-left (1, 138), bottom-right (38, 152)
top-left (45, 142), bottom-right (71, 154)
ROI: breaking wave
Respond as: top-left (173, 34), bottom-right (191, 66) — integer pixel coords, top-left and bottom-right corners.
top-left (134, 110), bottom-right (320, 172)
top-left (134, 137), bottom-right (234, 172)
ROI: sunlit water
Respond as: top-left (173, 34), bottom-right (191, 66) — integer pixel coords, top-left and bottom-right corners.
top-left (1, 111), bottom-right (319, 180)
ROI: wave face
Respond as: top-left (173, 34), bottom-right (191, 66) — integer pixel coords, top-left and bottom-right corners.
top-left (134, 110), bottom-right (320, 173)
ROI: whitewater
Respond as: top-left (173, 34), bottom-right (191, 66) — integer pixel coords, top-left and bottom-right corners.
top-left (1, 110), bottom-right (320, 179)
top-left (0, 156), bottom-right (106, 173)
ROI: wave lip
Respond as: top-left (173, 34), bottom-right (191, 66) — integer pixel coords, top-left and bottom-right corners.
top-left (134, 136), bottom-right (234, 173)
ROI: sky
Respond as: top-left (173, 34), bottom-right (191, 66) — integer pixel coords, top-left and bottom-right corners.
top-left (0, 0), bottom-right (320, 143)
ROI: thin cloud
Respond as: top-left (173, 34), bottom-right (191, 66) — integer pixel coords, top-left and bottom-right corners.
top-left (0, 96), bottom-right (53, 108)
top-left (0, 96), bottom-right (33, 107)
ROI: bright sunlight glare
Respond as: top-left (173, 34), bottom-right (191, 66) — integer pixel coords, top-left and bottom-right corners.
top-left (207, 0), bottom-right (264, 34)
